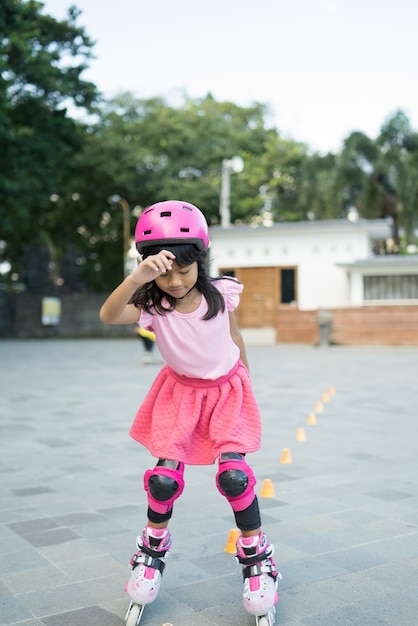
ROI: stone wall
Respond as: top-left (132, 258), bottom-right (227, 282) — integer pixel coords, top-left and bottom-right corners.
top-left (0, 292), bottom-right (133, 338)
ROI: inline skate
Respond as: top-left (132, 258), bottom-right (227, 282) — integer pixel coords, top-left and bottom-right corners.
top-left (125, 526), bottom-right (171, 625)
top-left (236, 532), bottom-right (281, 626)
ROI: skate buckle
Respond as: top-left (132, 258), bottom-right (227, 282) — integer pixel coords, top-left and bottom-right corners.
top-left (130, 551), bottom-right (166, 574)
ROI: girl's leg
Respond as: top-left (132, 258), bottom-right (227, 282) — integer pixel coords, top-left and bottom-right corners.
top-left (216, 452), bottom-right (279, 615)
top-left (126, 459), bottom-right (184, 605)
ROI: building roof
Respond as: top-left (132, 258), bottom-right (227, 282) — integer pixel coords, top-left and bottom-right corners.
top-left (209, 218), bottom-right (392, 240)
top-left (338, 255), bottom-right (418, 269)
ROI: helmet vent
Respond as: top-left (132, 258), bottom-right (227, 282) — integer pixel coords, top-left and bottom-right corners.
top-left (160, 211), bottom-right (172, 217)
top-left (143, 230), bottom-right (152, 235)
top-left (180, 228), bottom-right (190, 233)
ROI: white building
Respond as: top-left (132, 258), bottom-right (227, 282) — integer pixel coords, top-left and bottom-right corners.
top-left (209, 218), bottom-right (418, 343)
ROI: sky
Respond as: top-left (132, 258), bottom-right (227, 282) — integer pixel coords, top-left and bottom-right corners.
top-left (42, 0), bottom-right (418, 154)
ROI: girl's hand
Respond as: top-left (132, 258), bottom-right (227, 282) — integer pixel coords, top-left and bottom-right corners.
top-left (131, 250), bottom-right (175, 285)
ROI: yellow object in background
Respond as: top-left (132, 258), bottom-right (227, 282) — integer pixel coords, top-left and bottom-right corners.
top-left (41, 297), bottom-right (61, 326)
top-left (137, 327), bottom-right (156, 342)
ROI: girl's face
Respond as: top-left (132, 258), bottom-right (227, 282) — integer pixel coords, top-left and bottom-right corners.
top-left (154, 260), bottom-right (198, 300)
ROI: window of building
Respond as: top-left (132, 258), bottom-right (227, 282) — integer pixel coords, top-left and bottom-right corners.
top-left (281, 268), bottom-right (296, 304)
top-left (364, 274), bottom-right (418, 300)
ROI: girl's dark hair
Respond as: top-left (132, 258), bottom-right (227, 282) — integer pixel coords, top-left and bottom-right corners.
top-left (129, 243), bottom-right (233, 321)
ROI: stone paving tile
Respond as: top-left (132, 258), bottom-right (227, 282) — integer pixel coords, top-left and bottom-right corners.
top-left (17, 580), bottom-right (97, 618)
top-left (353, 588), bottom-right (418, 626)
top-left (301, 604), bottom-right (392, 626)
top-left (58, 554), bottom-right (127, 582)
top-left (363, 531), bottom-right (418, 561)
top-left (22, 528), bottom-right (82, 548)
top-left (308, 571), bottom-right (391, 603)
top-left (0, 548), bottom-right (50, 576)
top-left (362, 561), bottom-right (418, 591)
top-left (0, 595), bottom-right (34, 626)
top-left (1, 340), bottom-right (418, 626)
top-left (6, 621), bottom-right (44, 626)
top-left (0, 565), bottom-right (70, 595)
top-left (320, 546), bottom-right (390, 572)
top-left (42, 606), bottom-right (125, 626)
top-left (279, 556), bottom-right (348, 586)
top-left (363, 516), bottom-right (418, 537)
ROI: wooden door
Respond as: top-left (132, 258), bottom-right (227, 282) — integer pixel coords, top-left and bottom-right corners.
top-left (221, 267), bottom-right (279, 328)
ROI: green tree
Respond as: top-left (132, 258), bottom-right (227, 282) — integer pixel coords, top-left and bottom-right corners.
top-left (334, 111), bottom-right (418, 250)
top-left (71, 93), bottom-right (284, 290)
top-left (0, 0), bottom-right (98, 290)
top-left (376, 110), bottom-right (418, 248)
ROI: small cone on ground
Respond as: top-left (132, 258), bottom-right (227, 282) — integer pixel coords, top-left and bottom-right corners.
top-left (322, 391), bottom-right (330, 402)
top-left (224, 528), bottom-right (240, 553)
top-left (315, 400), bottom-right (324, 412)
top-left (280, 447), bottom-right (293, 464)
top-left (307, 412), bottom-right (317, 425)
top-left (296, 427), bottom-right (307, 442)
top-left (329, 386), bottom-right (336, 395)
top-left (261, 478), bottom-right (275, 498)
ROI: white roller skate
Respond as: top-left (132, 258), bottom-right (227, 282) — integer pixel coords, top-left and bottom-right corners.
top-left (236, 532), bottom-right (281, 626)
top-left (125, 526), bottom-right (171, 626)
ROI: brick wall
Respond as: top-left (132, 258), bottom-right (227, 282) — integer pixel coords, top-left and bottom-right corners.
top-left (276, 308), bottom-right (320, 344)
top-left (329, 306), bottom-right (418, 345)
top-left (276, 305), bottom-right (418, 345)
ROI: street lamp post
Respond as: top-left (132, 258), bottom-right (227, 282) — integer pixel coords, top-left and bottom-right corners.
top-left (108, 194), bottom-right (131, 275)
top-left (219, 156), bottom-right (244, 228)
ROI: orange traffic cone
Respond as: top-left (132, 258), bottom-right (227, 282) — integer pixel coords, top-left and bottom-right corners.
top-left (224, 528), bottom-right (240, 553)
top-left (261, 478), bottom-right (275, 498)
top-left (322, 391), bottom-right (330, 402)
top-left (307, 412), bottom-right (317, 425)
top-left (280, 447), bottom-right (293, 464)
top-left (296, 427), bottom-right (307, 442)
top-left (315, 400), bottom-right (324, 412)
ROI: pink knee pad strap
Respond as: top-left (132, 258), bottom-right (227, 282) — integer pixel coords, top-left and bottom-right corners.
top-left (144, 463), bottom-right (185, 514)
top-left (216, 458), bottom-right (256, 512)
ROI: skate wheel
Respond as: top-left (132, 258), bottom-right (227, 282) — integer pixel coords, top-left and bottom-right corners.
top-left (256, 610), bottom-right (275, 626)
top-left (125, 602), bottom-right (144, 626)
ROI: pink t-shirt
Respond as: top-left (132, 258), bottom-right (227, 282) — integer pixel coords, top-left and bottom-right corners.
top-left (139, 278), bottom-right (243, 380)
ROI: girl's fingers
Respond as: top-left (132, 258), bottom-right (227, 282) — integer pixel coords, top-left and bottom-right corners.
top-left (134, 250), bottom-right (175, 279)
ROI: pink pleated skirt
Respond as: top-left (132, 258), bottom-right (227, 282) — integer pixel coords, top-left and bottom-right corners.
top-left (129, 361), bottom-right (261, 465)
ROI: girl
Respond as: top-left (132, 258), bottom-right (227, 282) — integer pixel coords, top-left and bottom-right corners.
top-left (100, 200), bottom-right (279, 620)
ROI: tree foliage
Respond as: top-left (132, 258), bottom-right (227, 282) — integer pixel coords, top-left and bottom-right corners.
top-left (0, 0), bottom-right (98, 291)
top-left (67, 93), bottom-right (290, 290)
top-left (1, 3), bottom-right (418, 295)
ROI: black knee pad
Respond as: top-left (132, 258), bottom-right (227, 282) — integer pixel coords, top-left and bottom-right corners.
top-left (144, 461), bottom-right (185, 514)
top-left (216, 453), bottom-right (256, 512)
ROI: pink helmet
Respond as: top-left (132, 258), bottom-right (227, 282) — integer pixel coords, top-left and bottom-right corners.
top-left (135, 200), bottom-right (209, 254)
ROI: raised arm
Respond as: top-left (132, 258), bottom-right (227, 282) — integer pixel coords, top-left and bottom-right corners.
top-left (99, 249), bottom-right (175, 325)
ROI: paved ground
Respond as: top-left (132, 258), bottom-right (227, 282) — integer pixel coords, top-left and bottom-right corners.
top-left (1, 339), bottom-right (418, 626)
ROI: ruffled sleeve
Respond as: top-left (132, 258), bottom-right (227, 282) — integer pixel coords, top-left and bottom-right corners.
top-left (139, 309), bottom-right (154, 330)
top-left (212, 277), bottom-right (243, 311)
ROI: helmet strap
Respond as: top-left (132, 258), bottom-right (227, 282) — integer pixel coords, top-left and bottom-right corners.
top-left (176, 283), bottom-right (197, 300)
